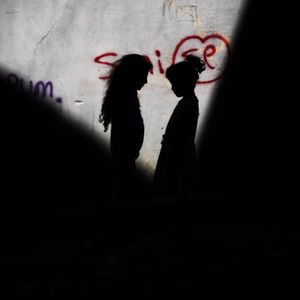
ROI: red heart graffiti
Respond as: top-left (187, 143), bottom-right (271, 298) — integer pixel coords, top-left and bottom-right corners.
top-left (172, 34), bottom-right (230, 84)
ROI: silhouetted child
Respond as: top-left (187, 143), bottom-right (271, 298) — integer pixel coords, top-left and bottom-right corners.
top-left (153, 55), bottom-right (205, 207)
top-left (99, 54), bottom-right (152, 236)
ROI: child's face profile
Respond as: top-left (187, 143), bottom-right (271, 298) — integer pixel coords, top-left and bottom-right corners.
top-left (169, 75), bottom-right (196, 97)
top-left (169, 78), bottom-right (184, 97)
top-left (135, 69), bottom-right (149, 91)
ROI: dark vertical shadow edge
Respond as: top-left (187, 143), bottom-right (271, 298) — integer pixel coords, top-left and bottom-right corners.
top-left (196, 1), bottom-right (300, 216)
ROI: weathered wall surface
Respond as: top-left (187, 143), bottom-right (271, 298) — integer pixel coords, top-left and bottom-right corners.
top-left (0, 0), bottom-right (246, 177)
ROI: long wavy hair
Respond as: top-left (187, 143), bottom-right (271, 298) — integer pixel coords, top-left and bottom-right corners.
top-left (99, 54), bottom-right (153, 132)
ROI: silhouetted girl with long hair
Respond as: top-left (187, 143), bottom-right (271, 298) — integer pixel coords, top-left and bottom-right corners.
top-left (153, 54), bottom-right (205, 205)
top-left (99, 54), bottom-right (152, 208)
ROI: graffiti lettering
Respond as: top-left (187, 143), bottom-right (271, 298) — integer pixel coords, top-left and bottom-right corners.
top-left (94, 52), bottom-right (118, 80)
top-left (142, 55), bottom-right (154, 74)
top-left (94, 34), bottom-right (230, 84)
top-left (7, 73), bottom-right (62, 103)
top-left (34, 81), bottom-right (53, 98)
top-left (155, 50), bottom-right (165, 74)
top-left (172, 34), bottom-right (230, 84)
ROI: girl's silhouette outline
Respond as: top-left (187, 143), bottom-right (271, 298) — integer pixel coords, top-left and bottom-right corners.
top-left (153, 54), bottom-right (206, 205)
top-left (99, 54), bottom-right (152, 209)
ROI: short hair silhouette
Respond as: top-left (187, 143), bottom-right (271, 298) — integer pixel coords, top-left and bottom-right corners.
top-left (99, 54), bottom-right (153, 132)
top-left (153, 54), bottom-right (206, 204)
top-left (166, 54), bottom-right (206, 94)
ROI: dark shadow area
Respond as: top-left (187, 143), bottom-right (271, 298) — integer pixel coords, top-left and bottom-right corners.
top-left (1, 1), bottom-right (300, 296)
top-left (0, 71), bottom-right (115, 211)
top-left (196, 1), bottom-right (300, 217)
top-left (190, 1), bottom-right (300, 297)
top-left (0, 70), bottom-right (115, 257)
top-left (0, 69), bottom-right (151, 297)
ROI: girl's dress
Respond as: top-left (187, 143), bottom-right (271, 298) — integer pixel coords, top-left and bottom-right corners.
top-left (153, 94), bottom-right (199, 202)
top-left (110, 91), bottom-right (144, 207)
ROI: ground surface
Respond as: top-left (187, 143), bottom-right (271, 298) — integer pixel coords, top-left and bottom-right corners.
top-left (1, 191), bottom-right (299, 299)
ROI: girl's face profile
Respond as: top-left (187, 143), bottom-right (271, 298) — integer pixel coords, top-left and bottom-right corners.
top-left (169, 75), bottom-right (196, 97)
top-left (135, 69), bottom-right (149, 91)
top-left (169, 78), bottom-right (184, 97)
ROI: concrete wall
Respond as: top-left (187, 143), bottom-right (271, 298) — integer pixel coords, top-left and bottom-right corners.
top-left (0, 0), bottom-right (246, 178)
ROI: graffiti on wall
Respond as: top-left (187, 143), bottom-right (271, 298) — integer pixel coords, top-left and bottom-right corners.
top-left (94, 34), bottom-right (230, 84)
top-left (7, 73), bottom-right (62, 103)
